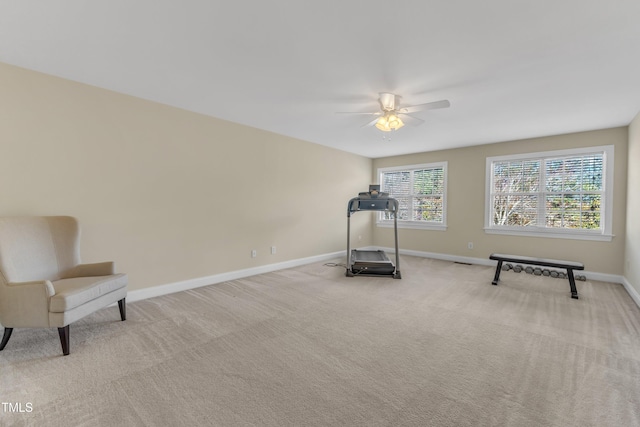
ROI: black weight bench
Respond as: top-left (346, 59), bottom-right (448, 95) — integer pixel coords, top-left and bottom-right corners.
top-left (489, 253), bottom-right (584, 299)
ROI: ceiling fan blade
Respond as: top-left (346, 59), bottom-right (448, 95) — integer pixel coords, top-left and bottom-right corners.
top-left (335, 111), bottom-right (381, 116)
top-left (361, 117), bottom-right (380, 128)
top-left (399, 99), bottom-right (450, 114)
top-left (398, 113), bottom-right (425, 126)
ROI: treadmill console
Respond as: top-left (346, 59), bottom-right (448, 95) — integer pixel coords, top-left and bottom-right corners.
top-left (358, 185), bottom-right (389, 199)
top-left (356, 199), bottom-right (390, 210)
top-left (349, 185), bottom-right (396, 213)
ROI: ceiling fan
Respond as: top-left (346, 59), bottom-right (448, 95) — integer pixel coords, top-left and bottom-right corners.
top-left (338, 92), bottom-right (450, 132)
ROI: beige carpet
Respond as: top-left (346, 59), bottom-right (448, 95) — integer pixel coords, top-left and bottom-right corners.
top-left (1, 256), bottom-right (640, 426)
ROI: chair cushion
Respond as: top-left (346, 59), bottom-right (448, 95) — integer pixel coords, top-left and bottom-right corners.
top-left (49, 274), bottom-right (128, 313)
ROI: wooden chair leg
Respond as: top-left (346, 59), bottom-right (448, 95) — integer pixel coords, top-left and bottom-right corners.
top-left (58, 325), bottom-right (70, 356)
top-left (0, 328), bottom-right (13, 351)
top-left (118, 298), bottom-right (126, 321)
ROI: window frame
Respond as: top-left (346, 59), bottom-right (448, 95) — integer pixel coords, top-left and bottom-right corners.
top-left (377, 161), bottom-right (448, 231)
top-left (485, 145), bottom-right (614, 241)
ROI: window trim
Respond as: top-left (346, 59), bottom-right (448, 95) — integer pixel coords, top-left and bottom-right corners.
top-left (377, 161), bottom-right (448, 231)
top-left (484, 145), bottom-right (614, 241)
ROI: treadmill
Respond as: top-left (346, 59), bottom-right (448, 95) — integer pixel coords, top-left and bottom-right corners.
top-left (346, 185), bottom-right (401, 279)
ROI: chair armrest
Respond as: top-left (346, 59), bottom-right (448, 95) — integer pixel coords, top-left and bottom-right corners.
top-left (60, 262), bottom-right (115, 278)
top-left (0, 280), bottom-right (55, 327)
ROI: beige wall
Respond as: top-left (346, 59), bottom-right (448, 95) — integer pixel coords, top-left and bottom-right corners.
top-left (0, 63), bottom-right (372, 291)
top-left (626, 112), bottom-right (640, 291)
top-left (373, 127), bottom-right (628, 275)
top-left (0, 60), bottom-right (633, 290)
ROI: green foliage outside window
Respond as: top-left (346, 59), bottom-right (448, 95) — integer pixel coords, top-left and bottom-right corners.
top-left (491, 154), bottom-right (603, 230)
top-left (381, 166), bottom-right (445, 223)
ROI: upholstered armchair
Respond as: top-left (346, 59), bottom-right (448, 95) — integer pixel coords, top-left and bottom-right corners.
top-left (0, 216), bottom-right (127, 356)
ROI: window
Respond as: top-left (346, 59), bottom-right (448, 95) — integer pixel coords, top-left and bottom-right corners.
top-left (378, 162), bottom-right (447, 230)
top-left (485, 146), bottom-right (614, 241)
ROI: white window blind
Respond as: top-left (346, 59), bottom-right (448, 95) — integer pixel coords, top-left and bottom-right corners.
top-left (486, 146), bottom-right (613, 240)
top-left (378, 162), bottom-right (447, 230)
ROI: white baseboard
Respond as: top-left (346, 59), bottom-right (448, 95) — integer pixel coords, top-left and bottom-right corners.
top-left (126, 250), bottom-right (346, 303)
top-left (387, 247), bottom-right (640, 308)
top-left (379, 246), bottom-right (626, 285)
top-left (622, 277), bottom-right (640, 308)
top-left (386, 247), bottom-right (496, 267)
top-left (124, 247), bottom-right (639, 310)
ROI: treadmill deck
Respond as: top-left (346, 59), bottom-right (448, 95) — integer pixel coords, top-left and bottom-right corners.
top-left (349, 249), bottom-right (396, 275)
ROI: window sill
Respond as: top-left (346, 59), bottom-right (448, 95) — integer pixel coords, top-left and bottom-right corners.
top-left (484, 227), bottom-right (613, 242)
top-left (377, 221), bottom-right (447, 231)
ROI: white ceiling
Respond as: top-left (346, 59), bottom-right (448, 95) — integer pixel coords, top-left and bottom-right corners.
top-left (1, 1), bottom-right (639, 158)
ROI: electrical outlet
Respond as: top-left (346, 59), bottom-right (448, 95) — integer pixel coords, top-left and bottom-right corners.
top-left (468, 242), bottom-right (473, 250)
top-left (271, 246), bottom-right (276, 255)
top-left (251, 249), bottom-right (257, 258)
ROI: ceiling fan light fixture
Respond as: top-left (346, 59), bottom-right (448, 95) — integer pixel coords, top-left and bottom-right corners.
top-left (387, 113), bottom-right (404, 130)
top-left (375, 115), bottom-right (390, 131)
top-left (375, 112), bottom-right (404, 132)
